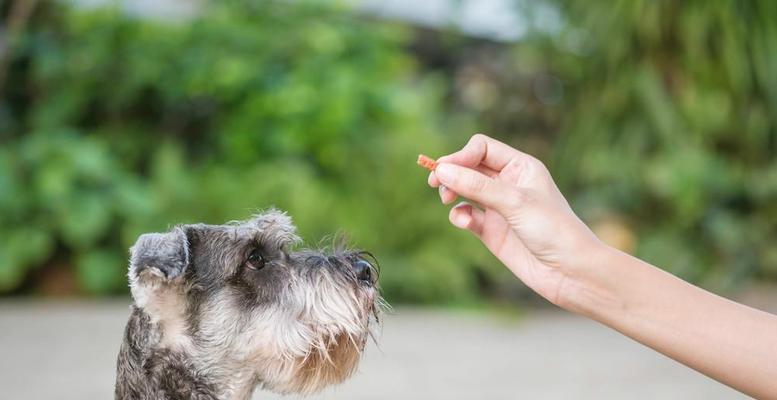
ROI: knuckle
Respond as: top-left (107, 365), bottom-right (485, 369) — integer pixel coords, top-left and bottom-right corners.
top-left (469, 134), bottom-right (490, 158)
top-left (524, 156), bottom-right (545, 171)
top-left (471, 133), bottom-right (488, 142)
top-left (514, 156), bottom-right (550, 183)
top-left (468, 133), bottom-right (489, 150)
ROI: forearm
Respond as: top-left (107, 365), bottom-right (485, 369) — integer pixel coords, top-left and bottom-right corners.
top-left (577, 246), bottom-right (777, 399)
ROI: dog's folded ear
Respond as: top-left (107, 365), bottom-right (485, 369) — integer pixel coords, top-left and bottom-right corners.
top-left (129, 227), bottom-right (190, 283)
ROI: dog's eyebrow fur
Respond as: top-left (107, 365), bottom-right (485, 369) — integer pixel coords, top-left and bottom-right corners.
top-left (249, 210), bottom-right (302, 250)
top-left (216, 209), bottom-right (300, 251)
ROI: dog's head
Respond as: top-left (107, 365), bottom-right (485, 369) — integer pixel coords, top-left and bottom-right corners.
top-left (127, 209), bottom-right (382, 395)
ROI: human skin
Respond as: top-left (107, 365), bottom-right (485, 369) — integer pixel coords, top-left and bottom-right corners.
top-left (427, 134), bottom-right (777, 400)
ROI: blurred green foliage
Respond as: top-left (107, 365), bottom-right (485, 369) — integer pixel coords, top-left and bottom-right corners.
top-left (508, 1), bottom-right (777, 288)
top-left (3, 0), bottom-right (776, 301)
top-left (0, 0), bottom-right (500, 300)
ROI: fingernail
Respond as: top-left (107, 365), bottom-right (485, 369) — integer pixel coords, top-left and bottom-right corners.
top-left (435, 163), bottom-right (455, 184)
top-left (438, 185), bottom-right (448, 201)
top-left (453, 212), bottom-right (471, 229)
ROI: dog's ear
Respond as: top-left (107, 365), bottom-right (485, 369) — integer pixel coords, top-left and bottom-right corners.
top-left (129, 227), bottom-right (190, 285)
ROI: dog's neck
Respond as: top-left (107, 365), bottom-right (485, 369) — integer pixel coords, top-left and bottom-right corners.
top-left (115, 306), bottom-right (259, 400)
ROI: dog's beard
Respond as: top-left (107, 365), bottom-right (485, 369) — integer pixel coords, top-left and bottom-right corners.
top-left (207, 264), bottom-right (382, 396)
top-left (266, 332), bottom-right (365, 394)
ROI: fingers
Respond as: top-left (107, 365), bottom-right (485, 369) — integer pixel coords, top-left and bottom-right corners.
top-left (438, 185), bottom-right (457, 204)
top-left (427, 134), bottom-right (534, 205)
top-left (428, 163), bottom-right (499, 188)
top-left (439, 184), bottom-right (487, 206)
top-left (434, 163), bottom-right (521, 215)
top-left (426, 133), bottom-right (550, 213)
top-left (436, 133), bottom-right (531, 172)
top-left (433, 164), bottom-right (500, 204)
top-left (449, 202), bottom-right (485, 236)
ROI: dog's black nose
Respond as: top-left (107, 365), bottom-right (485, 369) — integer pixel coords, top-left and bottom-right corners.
top-left (353, 259), bottom-right (375, 284)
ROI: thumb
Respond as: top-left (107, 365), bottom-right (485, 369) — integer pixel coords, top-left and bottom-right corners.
top-left (434, 163), bottom-right (521, 216)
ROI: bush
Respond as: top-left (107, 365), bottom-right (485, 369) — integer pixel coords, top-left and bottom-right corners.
top-left (468, 1), bottom-right (777, 289)
top-left (6, 0), bottom-right (773, 301)
top-left (0, 0), bottom-right (503, 301)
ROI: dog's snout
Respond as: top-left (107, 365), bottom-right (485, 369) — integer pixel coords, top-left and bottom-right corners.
top-left (353, 259), bottom-right (375, 284)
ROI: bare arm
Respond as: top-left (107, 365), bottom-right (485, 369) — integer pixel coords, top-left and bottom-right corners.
top-left (583, 247), bottom-right (777, 400)
top-left (428, 134), bottom-right (777, 399)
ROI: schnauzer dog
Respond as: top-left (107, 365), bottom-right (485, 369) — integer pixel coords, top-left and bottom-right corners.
top-left (115, 210), bottom-right (382, 399)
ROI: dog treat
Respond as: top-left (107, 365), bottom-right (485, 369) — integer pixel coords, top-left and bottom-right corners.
top-left (417, 154), bottom-right (437, 171)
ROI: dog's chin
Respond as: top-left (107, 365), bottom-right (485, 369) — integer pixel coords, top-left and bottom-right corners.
top-left (265, 331), bottom-right (367, 395)
top-left (261, 291), bottom-right (381, 396)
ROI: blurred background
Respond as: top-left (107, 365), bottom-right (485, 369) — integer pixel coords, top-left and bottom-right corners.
top-left (0, 0), bottom-right (774, 398)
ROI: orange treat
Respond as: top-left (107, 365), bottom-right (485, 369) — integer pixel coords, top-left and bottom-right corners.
top-left (417, 154), bottom-right (437, 171)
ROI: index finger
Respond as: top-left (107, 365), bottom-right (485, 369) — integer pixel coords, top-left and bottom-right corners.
top-left (428, 163), bottom-right (499, 188)
top-left (436, 133), bottom-right (530, 172)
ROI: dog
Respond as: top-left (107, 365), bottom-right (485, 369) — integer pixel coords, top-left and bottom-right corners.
top-left (115, 210), bottom-right (383, 399)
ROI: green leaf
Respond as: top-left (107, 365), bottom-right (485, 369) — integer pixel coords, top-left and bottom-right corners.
top-left (76, 249), bottom-right (127, 295)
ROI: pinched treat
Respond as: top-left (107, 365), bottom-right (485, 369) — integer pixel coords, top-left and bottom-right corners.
top-left (417, 154), bottom-right (437, 171)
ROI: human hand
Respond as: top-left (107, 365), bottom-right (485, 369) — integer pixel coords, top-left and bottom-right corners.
top-left (428, 135), bottom-right (777, 399)
top-left (428, 134), bottom-right (607, 311)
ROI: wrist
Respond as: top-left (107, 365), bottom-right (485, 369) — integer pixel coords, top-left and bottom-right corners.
top-left (556, 241), bottom-right (629, 319)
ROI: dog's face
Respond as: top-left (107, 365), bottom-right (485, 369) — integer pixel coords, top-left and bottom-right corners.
top-left (127, 210), bottom-right (381, 395)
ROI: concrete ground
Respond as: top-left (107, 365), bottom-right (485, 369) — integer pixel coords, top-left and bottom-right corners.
top-left (0, 301), bottom-right (748, 399)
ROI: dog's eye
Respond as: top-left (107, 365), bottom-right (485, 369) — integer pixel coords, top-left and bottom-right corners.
top-left (245, 249), bottom-right (265, 271)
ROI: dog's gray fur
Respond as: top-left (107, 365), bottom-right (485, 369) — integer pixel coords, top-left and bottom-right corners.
top-left (115, 210), bottom-right (382, 399)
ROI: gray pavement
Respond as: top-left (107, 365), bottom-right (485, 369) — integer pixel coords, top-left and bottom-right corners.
top-left (0, 301), bottom-right (747, 399)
